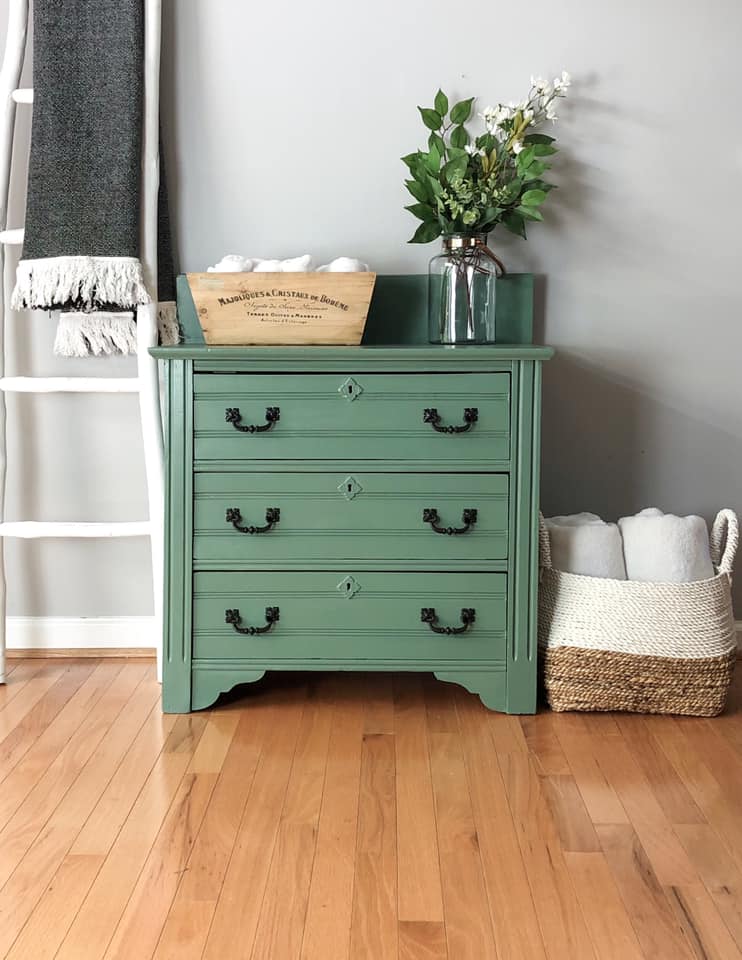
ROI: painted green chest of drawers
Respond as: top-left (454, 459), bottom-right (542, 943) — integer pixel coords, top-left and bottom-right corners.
top-left (152, 343), bottom-right (552, 713)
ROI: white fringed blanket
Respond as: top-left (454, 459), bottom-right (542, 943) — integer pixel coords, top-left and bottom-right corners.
top-left (11, 0), bottom-right (178, 356)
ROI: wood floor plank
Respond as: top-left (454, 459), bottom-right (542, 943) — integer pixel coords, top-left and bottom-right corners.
top-left (681, 718), bottom-right (742, 800)
top-left (398, 920), bottom-right (448, 960)
top-left (363, 674), bottom-right (395, 735)
top-left (0, 663), bottom-right (95, 782)
top-left (428, 731), bottom-right (497, 960)
top-left (0, 662), bottom-right (131, 888)
top-left (103, 771), bottom-right (219, 960)
top-left (55, 715), bottom-right (209, 960)
top-left (488, 712), bottom-right (529, 755)
top-left (71, 699), bottom-right (177, 856)
top-left (616, 715), bottom-right (705, 825)
top-left (0, 664), bottom-right (153, 958)
top-left (499, 750), bottom-right (596, 960)
top-left (201, 688), bottom-right (308, 960)
top-left (189, 709), bottom-right (241, 775)
top-left (596, 824), bottom-right (696, 960)
top-left (0, 659), bottom-right (22, 679)
top-left (349, 733), bottom-right (398, 960)
top-left (152, 705), bottom-right (272, 960)
top-left (644, 717), bottom-right (742, 872)
top-left (595, 735), bottom-right (698, 885)
top-left (541, 775), bottom-right (601, 853)
top-left (674, 823), bottom-right (742, 890)
top-left (102, 708), bottom-right (240, 960)
top-left (520, 713), bottom-right (571, 776)
top-left (456, 691), bottom-right (547, 960)
top-left (570, 713), bottom-right (622, 738)
top-left (251, 688), bottom-right (334, 960)
top-left (394, 675), bottom-right (444, 923)
top-left (665, 883), bottom-right (742, 960)
top-left (5, 853), bottom-right (104, 960)
top-left (564, 852), bottom-right (644, 960)
top-left (0, 661), bottom-right (123, 832)
top-left (675, 823), bottom-right (742, 951)
top-left (549, 712), bottom-right (592, 736)
top-left (0, 661), bottom-right (44, 712)
top-left (301, 684), bottom-right (366, 960)
top-left (150, 901), bottom-right (216, 960)
top-left (423, 675), bottom-right (459, 735)
top-left (0, 663), bottom-right (66, 739)
top-left (553, 728), bottom-right (629, 826)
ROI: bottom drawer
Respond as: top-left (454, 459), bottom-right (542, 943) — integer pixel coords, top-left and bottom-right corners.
top-left (193, 571), bottom-right (507, 663)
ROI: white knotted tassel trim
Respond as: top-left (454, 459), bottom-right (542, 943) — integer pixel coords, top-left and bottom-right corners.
top-left (12, 256), bottom-right (150, 311)
top-left (54, 311), bottom-right (138, 357)
top-left (158, 301), bottom-right (180, 345)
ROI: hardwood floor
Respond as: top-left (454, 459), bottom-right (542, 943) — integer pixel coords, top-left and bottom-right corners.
top-left (1, 660), bottom-right (742, 958)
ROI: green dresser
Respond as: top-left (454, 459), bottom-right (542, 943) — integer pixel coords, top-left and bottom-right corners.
top-left (152, 342), bottom-right (552, 713)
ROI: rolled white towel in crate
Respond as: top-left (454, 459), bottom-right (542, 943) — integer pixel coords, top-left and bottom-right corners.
top-left (280, 254), bottom-right (314, 272)
top-left (317, 257), bottom-right (369, 272)
top-left (252, 259), bottom-right (283, 272)
top-left (206, 254), bottom-right (368, 273)
top-left (207, 254), bottom-right (255, 273)
top-left (618, 509), bottom-right (714, 582)
top-left (545, 513), bottom-right (627, 579)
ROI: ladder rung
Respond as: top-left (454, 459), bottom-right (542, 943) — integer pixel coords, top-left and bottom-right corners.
top-left (0, 521), bottom-right (152, 539)
top-left (0, 377), bottom-right (141, 394)
top-left (0, 228), bottom-right (23, 244)
top-left (11, 88), bottom-right (33, 103)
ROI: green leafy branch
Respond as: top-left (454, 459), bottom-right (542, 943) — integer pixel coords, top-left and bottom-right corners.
top-left (402, 78), bottom-right (568, 243)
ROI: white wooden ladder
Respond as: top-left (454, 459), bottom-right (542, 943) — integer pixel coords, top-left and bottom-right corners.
top-left (0, 0), bottom-right (165, 680)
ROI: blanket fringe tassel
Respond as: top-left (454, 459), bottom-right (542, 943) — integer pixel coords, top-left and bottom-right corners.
top-left (55, 312), bottom-right (138, 357)
top-left (55, 303), bottom-right (180, 357)
top-left (12, 256), bottom-right (150, 312)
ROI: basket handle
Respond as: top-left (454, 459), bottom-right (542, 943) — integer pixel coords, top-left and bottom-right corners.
top-left (538, 512), bottom-right (553, 570)
top-left (710, 509), bottom-right (739, 576)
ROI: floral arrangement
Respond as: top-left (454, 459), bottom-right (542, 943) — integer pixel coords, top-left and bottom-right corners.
top-left (403, 72), bottom-right (570, 243)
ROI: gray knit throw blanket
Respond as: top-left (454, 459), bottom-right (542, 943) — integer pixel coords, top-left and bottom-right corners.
top-left (11, 0), bottom-right (178, 356)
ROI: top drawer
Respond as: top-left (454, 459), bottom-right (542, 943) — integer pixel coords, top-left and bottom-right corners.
top-left (193, 372), bottom-right (511, 465)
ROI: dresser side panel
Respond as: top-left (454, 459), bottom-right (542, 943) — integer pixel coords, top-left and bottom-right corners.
top-left (506, 360), bottom-right (542, 713)
top-left (162, 358), bottom-right (194, 712)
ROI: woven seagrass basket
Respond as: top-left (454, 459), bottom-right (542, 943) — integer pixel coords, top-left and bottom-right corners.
top-left (538, 509), bottom-right (739, 716)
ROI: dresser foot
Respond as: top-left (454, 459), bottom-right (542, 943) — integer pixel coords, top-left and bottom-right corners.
top-left (191, 668), bottom-right (266, 711)
top-left (434, 669), bottom-right (507, 712)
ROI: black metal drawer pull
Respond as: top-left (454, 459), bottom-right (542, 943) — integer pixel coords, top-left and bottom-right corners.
top-left (225, 607), bottom-right (280, 635)
top-left (423, 508), bottom-right (478, 535)
top-left (423, 407), bottom-right (478, 433)
top-left (225, 406), bottom-right (280, 433)
top-left (421, 607), bottom-right (476, 635)
top-left (225, 507), bottom-right (280, 534)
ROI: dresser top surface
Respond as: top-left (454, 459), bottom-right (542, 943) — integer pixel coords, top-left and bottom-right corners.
top-left (150, 343), bottom-right (554, 362)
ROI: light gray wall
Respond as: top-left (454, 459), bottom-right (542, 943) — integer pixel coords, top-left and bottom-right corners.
top-left (3, 0), bottom-right (741, 616)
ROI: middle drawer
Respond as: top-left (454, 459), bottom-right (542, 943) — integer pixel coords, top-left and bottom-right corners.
top-left (193, 472), bottom-right (509, 564)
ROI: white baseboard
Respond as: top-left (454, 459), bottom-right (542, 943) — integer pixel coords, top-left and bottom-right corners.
top-left (6, 616), bottom-right (156, 651)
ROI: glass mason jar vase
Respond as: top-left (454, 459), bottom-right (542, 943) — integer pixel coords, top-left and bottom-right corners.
top-left (428, 234), bottom-right (503, 344)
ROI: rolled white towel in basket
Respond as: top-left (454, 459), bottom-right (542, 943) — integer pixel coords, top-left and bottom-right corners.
top-left (618, 508), bottom-right (714, 582)
top-left (545, 513), bottom-right (627, 579)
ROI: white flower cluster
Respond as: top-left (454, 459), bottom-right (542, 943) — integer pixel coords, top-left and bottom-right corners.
top-left (479, 70), bottom-right (571, 138)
